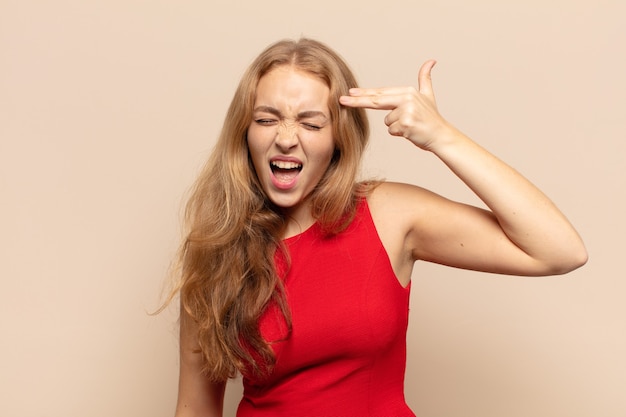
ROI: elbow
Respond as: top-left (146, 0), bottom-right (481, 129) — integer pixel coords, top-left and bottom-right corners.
top-left (548, 245), bottom-right (589, 276)
top-left (569, 246), bottom-right (589, 272)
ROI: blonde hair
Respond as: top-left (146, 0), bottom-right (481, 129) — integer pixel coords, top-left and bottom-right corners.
top-left (175, 38), bottom-right (370, 381)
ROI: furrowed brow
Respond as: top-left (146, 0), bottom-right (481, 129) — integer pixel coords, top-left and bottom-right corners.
top-left (253, 106), bottom-right (282, 117)
top-left (297, 111), bottom-right (329, 121)
top-left (253, 106), bottom-right (329, 121)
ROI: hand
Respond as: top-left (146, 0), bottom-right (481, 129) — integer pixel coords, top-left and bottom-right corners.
top-left (339, 60), bottom-right (449, 151)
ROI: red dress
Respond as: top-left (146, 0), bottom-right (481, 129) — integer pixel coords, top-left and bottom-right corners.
top-left (237, 199), bottom-right (415, 417)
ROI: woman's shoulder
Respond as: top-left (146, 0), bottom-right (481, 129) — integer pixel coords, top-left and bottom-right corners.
top-left (364, 181), bottom-right (441, 286)
top-left (366, 181), bottom-right (442, 212)
top-left (365, 180), bottom-right (451, 238)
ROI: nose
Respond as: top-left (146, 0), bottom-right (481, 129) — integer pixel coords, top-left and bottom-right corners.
top-left (274, 121), bottom-right (299, 151)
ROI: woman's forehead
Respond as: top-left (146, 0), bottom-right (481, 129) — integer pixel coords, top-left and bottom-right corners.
top-left (254, 67), bottom-right (330, 115)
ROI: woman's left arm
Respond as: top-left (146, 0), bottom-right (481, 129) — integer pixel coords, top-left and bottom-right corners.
top-left (340, 61), bottom-right (588, 276)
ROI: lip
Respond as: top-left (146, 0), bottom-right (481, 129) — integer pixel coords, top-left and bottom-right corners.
top-left (269, 156), bottom-right (303, 190)
top-left (270, 156), bottom-right (303, 165)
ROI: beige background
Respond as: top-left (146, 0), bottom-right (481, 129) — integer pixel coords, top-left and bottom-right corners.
top-left (1, 1), bottom-right (624, 416)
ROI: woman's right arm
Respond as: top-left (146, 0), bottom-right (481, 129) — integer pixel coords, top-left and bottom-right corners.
top-left (175, 307), bottom-right (226, 417)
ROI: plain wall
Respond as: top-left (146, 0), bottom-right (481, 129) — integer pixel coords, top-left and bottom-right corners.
top-left (1, 1), bottom-right (624, 416)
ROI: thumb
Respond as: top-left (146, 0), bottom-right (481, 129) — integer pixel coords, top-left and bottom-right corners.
top-left (418, 59), bottom-right (437, 96)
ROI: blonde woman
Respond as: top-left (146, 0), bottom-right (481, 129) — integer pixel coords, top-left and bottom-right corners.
top-left (171, 38), bottom-right (587, 417)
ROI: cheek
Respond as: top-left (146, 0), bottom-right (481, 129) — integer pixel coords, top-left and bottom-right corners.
top-left (246, 128), bottom-right (264, 159)
top-left (247, 124), bottom-right (276, 148)
top-left (245, 138), bottom-right (263, 178)
top-left (321, 135), bottom-right (336, 162)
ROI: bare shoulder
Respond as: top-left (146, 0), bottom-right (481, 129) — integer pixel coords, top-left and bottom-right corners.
top-left (367, 181), bottom-right (456, 243)
top-left (367, 181), bottom-right (486, 269)
top-left (367, 181), bottom-right (446, 225)
top-left (366, 182), bottom-right (446, 285)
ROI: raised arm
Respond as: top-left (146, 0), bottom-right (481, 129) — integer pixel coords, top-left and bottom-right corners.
top-left (340, 61), bottom-right (587, 277)
top-left (174, 306), bottom-right (226, 417)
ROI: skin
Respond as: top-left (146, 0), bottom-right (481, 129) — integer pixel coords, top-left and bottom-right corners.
top-left (175, 60), bottom-right (588, 417)
top-left (247, 66), bottom-right (335, 237)
top-left (340, 60), bottom-right (587, 285)
top-left (175, 309), bottom-right (226, 417)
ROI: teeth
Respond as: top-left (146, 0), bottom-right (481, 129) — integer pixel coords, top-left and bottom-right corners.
top-left (271, 161), bottom-right (302, 170)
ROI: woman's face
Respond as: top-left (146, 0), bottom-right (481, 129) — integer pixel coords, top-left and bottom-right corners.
top-left (248, 66), bottom-right (335, 219)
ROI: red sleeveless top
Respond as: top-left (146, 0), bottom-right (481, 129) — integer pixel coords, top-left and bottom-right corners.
top-left (237, 199), bottom-right (415, 417)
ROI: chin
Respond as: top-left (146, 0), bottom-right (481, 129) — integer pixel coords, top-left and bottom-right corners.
top-left (265, 189), bottom-right (309, 212)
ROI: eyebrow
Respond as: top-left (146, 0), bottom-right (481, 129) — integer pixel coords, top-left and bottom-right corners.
top-left (253, 106), bottom-right (329, 121)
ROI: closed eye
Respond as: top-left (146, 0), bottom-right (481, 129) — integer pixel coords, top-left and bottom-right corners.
top-left (255, 119), bottom-right (277, 126)
top-left (301, 123), bottom-right (322, 131)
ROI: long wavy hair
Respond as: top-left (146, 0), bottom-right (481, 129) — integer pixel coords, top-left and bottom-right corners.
top-left (172, 38), bottom-right (370, 382)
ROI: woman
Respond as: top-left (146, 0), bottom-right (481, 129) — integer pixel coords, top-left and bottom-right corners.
top-left (171, 38), bottom-right (587, 417)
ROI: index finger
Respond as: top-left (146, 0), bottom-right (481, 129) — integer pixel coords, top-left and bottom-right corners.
top-left (339, 88), bottom-right (408, 110)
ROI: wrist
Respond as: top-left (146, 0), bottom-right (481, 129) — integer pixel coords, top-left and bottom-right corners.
top-left (422, 122), bottom-right (465, 154)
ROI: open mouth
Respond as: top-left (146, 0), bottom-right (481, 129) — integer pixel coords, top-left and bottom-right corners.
top-left (270, 160), bottom-right (302, 184)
